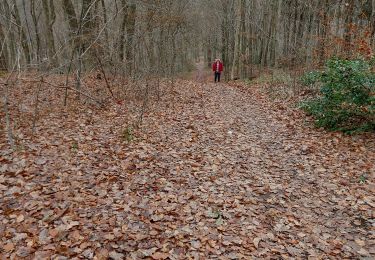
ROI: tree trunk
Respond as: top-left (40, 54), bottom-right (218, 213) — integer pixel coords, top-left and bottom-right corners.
top-left (30, 0), bottom-right (41, 63)
top-left (42, 0), bottom-right (57, 66)
top-left (100, 0), bottom-right (109, 47)
top-left (221, 2), bottom-right (230, 81)
top-left (11, 0), bottom-right (31, 64)
top-left (319, 0), bottom-right (329, 66)
top-left (344, 0), bottom-right (355, 58)
top-left (1, 0), bottom-right (16, 67)
top-left (0, 23), bottom-right (9, 70)
top-left (63, 0), bottom-right (78, 34)
top-left (371, 0), bottom-right (375, 47)
top-left (119, 0), bottom-right (128, 61)
top-left (239, 0), bottom-right (246, 78)
top-left (22, 0), bottom-right (34, 61)
top-left (125, 3), bottom-right (136, 76)
top-left (231, 0), bottom-right (241, 80)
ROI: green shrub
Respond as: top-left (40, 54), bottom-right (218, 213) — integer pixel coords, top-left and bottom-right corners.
top-left (300, 70), bottom-right (322, 86)
top-left (300, 57), bottom-right (375, 133)
top-left (122, 126), bottom-right (134, 142)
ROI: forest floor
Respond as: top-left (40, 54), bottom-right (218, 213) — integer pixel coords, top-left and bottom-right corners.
top-left (0, 67), bottom-right (374, 259)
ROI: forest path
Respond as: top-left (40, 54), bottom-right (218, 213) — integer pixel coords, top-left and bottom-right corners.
top-left (193, 60), bottom-right (212, 83)
top-left (128, 80), bottom-right (374, 258)
top-left (1, 77), bottom-right (374, 259)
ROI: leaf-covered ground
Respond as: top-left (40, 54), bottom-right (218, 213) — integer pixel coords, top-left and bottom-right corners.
top-left (0, 76), bottom-right (374, 259)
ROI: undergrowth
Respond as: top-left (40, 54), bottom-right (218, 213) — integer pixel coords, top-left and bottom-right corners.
top-left (246, 69), bottom-right (302, 101)
top-left (251, 69), bottom-right (293, 85)
top-left (300, 57), bottom-right (375, 134)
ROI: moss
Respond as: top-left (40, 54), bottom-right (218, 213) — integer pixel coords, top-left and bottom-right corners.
top-left (0, 71), bottom-right (7, 78)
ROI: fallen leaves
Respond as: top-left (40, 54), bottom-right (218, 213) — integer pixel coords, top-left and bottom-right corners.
top-left (95, 248), bottom-right (109, 259)
top-left (253, 237), bottom-right (262, 249)
top-left (108, 251), bottom-right (124, 260)
top-left (151, 252), bottom-right (170, 259)
top-left (0, 77), bottom-right (374, 259)
top-left (191, 240), bottom-right (201, 249)
top-left (3, 243), bottom-right (15, 253)
top-left (16, 214), bottom-right (24, 223)
top-left (49, 228), bottom-right (59, 238)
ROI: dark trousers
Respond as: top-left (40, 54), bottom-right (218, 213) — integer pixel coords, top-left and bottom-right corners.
top-left (214, 72), bottom-right (221, 82)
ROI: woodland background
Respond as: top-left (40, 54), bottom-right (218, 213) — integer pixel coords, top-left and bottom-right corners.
top-left (0, 0), bottom-right (374, 79)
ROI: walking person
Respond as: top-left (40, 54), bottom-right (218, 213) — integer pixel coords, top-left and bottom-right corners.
top-left (212, 58), bottom-right (223, 83)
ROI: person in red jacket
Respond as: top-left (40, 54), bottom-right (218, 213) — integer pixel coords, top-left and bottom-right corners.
top-left (212, 59), bottom-right (223, 83)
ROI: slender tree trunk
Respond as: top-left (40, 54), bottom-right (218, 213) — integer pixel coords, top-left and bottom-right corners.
top-left (221, 2), bottom-right (229, 81)
top-left (100, 0), bottom-right (109, 46)
top-left (371, 0), bottom-right (375, 47)
top-left (231, 0), bottom-right (241, 80)
top-left (0, 23), bottom-right (9, 70)
top-left (119, 0), bottom-right (128, 61)
top-left (22, 0), bottom-right (34, 62)
top-left (1, 0), bottom-right (16, 68)
top-left (274, 0), bottom-right (282, 67)
top-left (344, 0), bottom-right (355, 57)
top-left (239, 0), bottom-right (246, 78)
top-left (30, 0), bottom-right (41, 63)
top-left (42, 0), bottom-right (57, 66)
top-left (63, 0), bottom-right (78, 33)
top-left (319, 0), bottom-right (329, 66)
top-left (125, 3), bottom-right (136, 76)
top-left (11, 0), bottom-right (31, 64)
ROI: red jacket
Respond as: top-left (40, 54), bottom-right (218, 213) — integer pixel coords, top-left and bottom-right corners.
top-left (212, 61), bottom-right (223, 72)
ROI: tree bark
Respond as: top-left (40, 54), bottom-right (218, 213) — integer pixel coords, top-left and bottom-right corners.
top-left (231, 0), bottom-right (241, 80)
top-left (63, 0), bottom-right (78, 34)
top-left (42, 0), bottom-right (57, 66)
top-left (344, 0), bottom-right (355, 57)
top-left (0, 23), bottom-right (9, 70)
top-left (11, 0), bottom-right (31, 64)
top-left (125, 3), bottom-right (136, 76)
top-left (319, 0), bottom-right (329, 66)
top-left (371, 0), bottom-right (375, 46)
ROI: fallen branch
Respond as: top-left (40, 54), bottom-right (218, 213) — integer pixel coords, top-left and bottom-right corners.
top-left (45, 80), bottom-right (104, 106)
top-left (19, 78), bottom-right (104, 106)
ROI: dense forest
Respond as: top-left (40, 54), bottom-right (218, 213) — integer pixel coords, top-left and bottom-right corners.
top-left (1, 1), bottom-right (374, 78)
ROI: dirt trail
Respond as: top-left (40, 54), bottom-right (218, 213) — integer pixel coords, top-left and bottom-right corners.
top-left (194, 60), bottom-right (212, 83)
top-left (0, 75), bottom-right (374, 259)
top-left (133, 80), bottom-right (374, 258)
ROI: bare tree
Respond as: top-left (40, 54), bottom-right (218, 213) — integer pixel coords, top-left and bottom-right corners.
top-left (0, 0), bottom-right (371, 80)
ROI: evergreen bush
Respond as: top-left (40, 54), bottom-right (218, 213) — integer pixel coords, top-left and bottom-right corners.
top-left (301, 57), bottom-right (374, 133)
